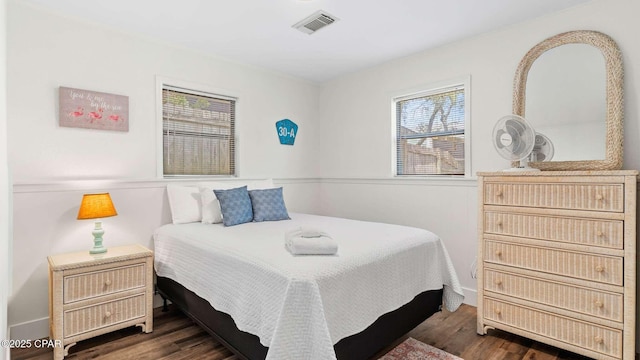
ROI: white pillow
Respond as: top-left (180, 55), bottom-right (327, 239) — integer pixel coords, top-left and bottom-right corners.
top-left (199, 185), bottom-right (228, 224)
top-left (199, 179), bottom-right (274, 224)
top-left (166, 185), bottom-right (202, 224)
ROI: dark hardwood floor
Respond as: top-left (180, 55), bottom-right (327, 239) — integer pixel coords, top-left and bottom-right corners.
top-left (11, 304), bottom-right (594, 360)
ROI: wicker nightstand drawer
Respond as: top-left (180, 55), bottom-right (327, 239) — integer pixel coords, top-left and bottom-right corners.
top-left (49, 244), bottom-right (153, 360)
top-left (63, 294), bottom-right (146, 337)
top-left (483, 182), bottom-right (623, 212)
top-left (64, 263), bottom-right (146, 303)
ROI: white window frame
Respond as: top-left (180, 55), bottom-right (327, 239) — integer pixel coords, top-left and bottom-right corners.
top-left (156, 76), bottom-right (240, 178)
top-left (391, 76), bottom-right (471, 178)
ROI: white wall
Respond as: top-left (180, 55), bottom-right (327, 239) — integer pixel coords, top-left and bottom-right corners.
top-left (317, 0), bottom-right (640, 304)
top-left (7, 1), bottom-right (321, 339)
top-left (318, 178), bottom-right (478, 305)
top-left (0, 0), bottom-right (9, 357)
top-left (8, 3), bottom-right (321, 182)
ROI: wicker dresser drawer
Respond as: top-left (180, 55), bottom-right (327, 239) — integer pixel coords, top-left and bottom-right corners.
top-left (64, 264), bottom-right (146, 303)
top-left (484, 298), bottom-right (622, 358)
top-left (477, 171), bottom-right (637, 360)
top-left (484, 212), bottom-right (623, 249)
top-left (63, 294), bottom-right (146, 337)
top-left (484, 268), bottom-right (623, 322)
top-left (484, 240), bottom-right (623, 285)
top-left (484, 182), bottom-right (623, 212)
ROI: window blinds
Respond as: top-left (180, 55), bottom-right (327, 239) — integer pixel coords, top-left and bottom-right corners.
top-left (162, 87), bottom-right (236, 176)
top-left (395, 85), bottom-right (465, 176)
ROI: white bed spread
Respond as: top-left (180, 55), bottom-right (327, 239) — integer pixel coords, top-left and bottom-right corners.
top-left (154, 213), bottom-right (464, 360)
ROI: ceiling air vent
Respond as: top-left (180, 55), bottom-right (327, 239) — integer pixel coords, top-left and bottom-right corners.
top-left (292, 10), bottom-right (339, 35)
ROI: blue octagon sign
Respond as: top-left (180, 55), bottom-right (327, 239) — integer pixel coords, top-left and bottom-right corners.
top-left (276, 119), bottom-right (298, 146)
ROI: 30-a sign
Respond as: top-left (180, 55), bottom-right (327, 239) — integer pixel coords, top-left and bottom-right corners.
top-left (276, 119), bottom-right (298, 146)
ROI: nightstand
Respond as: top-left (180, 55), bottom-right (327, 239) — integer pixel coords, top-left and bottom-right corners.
top-left (48, 244), bottom-right (154, 360)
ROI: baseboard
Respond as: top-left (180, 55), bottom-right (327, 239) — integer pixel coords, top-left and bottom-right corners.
top-left (460, 287), bottom-right (477, 307)
top-left (9, 316), bottom-right (48, 341)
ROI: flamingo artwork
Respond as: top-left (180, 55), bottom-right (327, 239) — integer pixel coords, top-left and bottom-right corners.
top-left (69, 107), bottom-right (83, 117)
top-left (59, 87), bottom-right (129, 131)
top-left (87, 108), bottom-right (103, 122)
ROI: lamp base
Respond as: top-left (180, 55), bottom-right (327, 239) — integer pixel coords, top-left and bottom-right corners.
top-left (90, 221), bottom-right (108, 254)
top-left (90, 245), bottom-right (107, 254)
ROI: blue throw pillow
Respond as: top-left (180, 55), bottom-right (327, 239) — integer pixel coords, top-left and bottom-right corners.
top-left (213, 186), bottom-right (253, 226)
top-left (249, 187), bottom-right (290, 222)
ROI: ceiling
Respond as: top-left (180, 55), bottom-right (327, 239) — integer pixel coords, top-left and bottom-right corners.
top-left (21, 0), bottom-right (592, 83)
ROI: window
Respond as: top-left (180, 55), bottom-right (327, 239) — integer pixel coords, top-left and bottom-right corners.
top-left (162, 85), bottom-right (236, 176)
top-left (394, 80), bottom-right (469, 176)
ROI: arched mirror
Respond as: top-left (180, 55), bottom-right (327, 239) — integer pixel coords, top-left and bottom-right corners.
top-left (513, 30), bottom-right (623, 170)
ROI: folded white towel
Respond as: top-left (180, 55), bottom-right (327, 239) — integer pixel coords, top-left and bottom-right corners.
top-left (302, 227), bottom-right (331, 239)
top-left (285, 227), bottom-right (332, 241)
top-left (285, 227), bottom-right (337, 255)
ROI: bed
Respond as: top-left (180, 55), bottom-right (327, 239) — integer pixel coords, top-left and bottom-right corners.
top-left (154, 212), bottom-right (464, 360)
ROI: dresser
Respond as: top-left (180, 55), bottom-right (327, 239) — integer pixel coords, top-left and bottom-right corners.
top-left (48, 244), bottom-right (154, 360)
top-left (477, 171), bottom-right (637, 360)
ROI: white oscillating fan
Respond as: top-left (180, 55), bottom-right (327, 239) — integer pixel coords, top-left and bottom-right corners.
top-left (492, 115), bottom-right (540, 171)
top-left (531, 132), bottom-right (554, 162)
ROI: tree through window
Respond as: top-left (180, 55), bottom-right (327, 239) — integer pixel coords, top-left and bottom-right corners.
top-left (395, 84), bottom-right (466, 175)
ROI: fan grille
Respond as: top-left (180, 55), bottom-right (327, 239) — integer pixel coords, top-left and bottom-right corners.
top-left (492, 115), bottom-right (536, 161)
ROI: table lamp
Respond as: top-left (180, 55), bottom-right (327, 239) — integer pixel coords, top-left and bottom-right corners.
top-left (77, 193), bottom-right (118, 254)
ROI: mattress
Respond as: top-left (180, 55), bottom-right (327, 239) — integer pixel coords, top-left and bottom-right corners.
top-left (154, 213), bottom-right (464, 360)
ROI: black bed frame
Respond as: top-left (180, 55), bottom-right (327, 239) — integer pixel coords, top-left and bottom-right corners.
top-left (156, 276), bottom-right (444, 360)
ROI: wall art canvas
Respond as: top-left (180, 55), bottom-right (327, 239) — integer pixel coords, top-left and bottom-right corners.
top-left (59, 86), bottom-right (129, 131)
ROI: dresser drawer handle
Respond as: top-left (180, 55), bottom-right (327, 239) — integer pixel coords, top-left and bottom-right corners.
top-left (495, 190), bottom-right (503, 197)
top-left (495, 250), bottom-right (502, 257)
top-left (594, 336), bottom-right (604, 344)
top-left (104, 279), bottom-right (112, 286)
top-left (105, 311), bottom-right (112, 318)
top-left (494, 308), bottom-right (501, 315)
top-left (595, 265), bottom-right (605, 273)
top-left (494, 279), bottom-right (503, 286)
top-left (596, 230), bottom-right (604, 237)
top-left (595, 300), bottom-right (604, 308)
top-left (496, 220), bottom-right (503, 226)
top-left (595, 193), bottom-right (604, 201)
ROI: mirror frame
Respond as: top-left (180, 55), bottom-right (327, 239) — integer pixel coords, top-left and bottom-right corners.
top-left (512, 30), bottom-right (623, 170)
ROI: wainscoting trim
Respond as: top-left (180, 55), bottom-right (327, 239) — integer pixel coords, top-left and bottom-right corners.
top-left (12, 177), bottom-right (321, 193)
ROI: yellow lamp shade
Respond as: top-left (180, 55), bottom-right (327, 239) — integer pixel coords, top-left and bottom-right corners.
top-left (77, 193), bottom-right (118, 220)
top-left (77, 193), bottom-right (117, 254)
